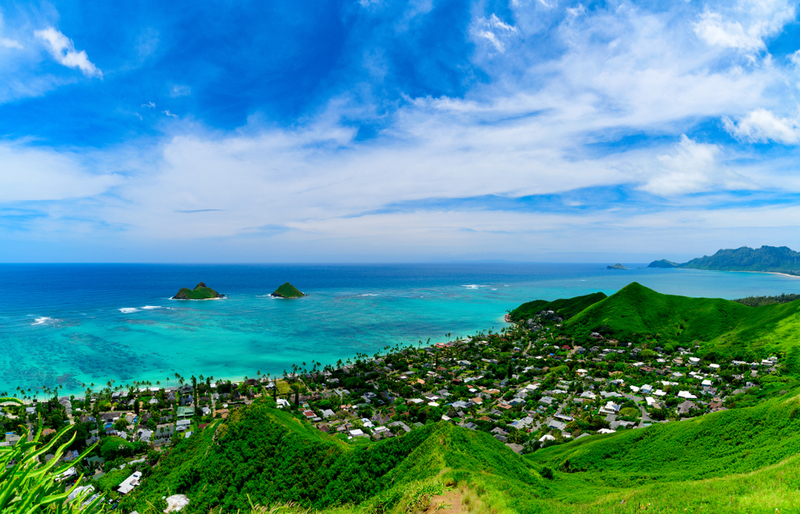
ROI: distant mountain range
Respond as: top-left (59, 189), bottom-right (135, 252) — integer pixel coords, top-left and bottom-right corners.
top-left (648, 246), bottom-right (800, 274)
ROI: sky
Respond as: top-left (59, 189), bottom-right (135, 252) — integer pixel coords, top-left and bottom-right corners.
top-left (2, 0), bottom-right (800, 263)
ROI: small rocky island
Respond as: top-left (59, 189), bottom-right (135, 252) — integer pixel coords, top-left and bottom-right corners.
top-left (172, 282), bottom-right (225, 300)
top-left (270, 282), bottom-right (305, 298)
top-left (606, 263), bottom-right (629, 270)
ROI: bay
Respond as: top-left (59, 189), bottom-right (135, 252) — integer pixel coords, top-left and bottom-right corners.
top-left (1, 263), bottom-right (798, 396)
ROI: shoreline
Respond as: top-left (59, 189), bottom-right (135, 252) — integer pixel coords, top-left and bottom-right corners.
top-left (6, 325), bottom-right (511, 400)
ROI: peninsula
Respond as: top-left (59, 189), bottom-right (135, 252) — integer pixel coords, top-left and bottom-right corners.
top-left (649, 245), bottom-right (800, 274)
top-left (270, 282), bottom-right (305, 298)
top-left (171, 282), bottom-right (225, 300)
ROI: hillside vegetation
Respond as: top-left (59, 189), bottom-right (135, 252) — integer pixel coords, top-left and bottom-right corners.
top-left (121, 401), bottom-right (546, 514)
top-left (561, 282), bottom-right (800, 363)
top-left (734, 293), bottom-right (800, 307)
top-left (509, 292), bottom-right (607, 323)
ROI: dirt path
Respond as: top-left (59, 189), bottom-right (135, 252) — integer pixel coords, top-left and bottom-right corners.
top-left (425, 489), bottom-right (465, 514)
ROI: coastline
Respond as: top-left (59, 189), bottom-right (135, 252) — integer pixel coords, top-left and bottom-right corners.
top-left (5, 262), bottom-right (800, 398)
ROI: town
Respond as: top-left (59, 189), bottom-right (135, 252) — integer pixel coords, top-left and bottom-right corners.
top-left (0, 307), bottom-right (782, 506)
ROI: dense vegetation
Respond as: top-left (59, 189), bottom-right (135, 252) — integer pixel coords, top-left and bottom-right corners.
top-left (558, 282), bottom-right (800, 364)
top-left (529, 389), bottom-right (800, 484)
top-left (172, 282), bottom-right (224, 299)
top-left (734, 293), bottom-right (800, 307)
top-left (649, 245), bottom-right (800, 273)
top-left (508, 292), bottom-right (607, 323)
top-left (121, 401), bottom-right (544, 513)
top-left (270, 282), bottom-right (305, 298)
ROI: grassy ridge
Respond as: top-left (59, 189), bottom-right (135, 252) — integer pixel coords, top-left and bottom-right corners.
top-left (561, 282), bottom-right (800, 361)
top-left (121, 401), bottom-right (547, 514)
top-left (509, 292), bottom-right (607, 322)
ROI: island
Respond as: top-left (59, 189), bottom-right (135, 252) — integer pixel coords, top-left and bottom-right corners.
top-left (171, 282), bottom-right (225, 299)
top-left (648, 245), bottom-right (800, 274)
top-left (606, 263), bottom-right (629, 270)
top-left (270, 282), bottom-right (305, 298)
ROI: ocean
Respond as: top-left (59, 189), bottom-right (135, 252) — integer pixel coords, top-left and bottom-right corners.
top-left (2, 262), bottom-right (799, 396)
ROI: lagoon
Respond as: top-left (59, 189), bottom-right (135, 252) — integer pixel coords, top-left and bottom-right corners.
top-left (2, 263), bottom-right (799, 396)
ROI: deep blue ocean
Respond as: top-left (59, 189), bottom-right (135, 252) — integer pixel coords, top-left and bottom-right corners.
top-left (2, 263), bottom-right (799, 396)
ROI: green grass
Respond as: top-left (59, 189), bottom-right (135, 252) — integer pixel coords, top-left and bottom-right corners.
top-left (560, 282), bottom-right (800, 362)
top-left (527, 388), bottom-right (800, 486)
top-left (121, 400), bottom-right (549, 514)
top-left (509, 292), bottom-right (607, 323)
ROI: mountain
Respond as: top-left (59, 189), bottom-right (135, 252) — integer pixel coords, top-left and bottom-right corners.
top-left (648, 245), bottom-right (800, 273)
top-left (172, 282), bottom-right (225, 300)
top-left (560, 282), bottom-right (800, 364)
top-left (508, 292), bottom-right (607, 322)
top-left (647, 258), bottom-right (679, 268)
top-left (271, 282), bottom-right (305, 298)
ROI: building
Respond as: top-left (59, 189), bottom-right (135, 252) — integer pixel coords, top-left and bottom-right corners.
top-left (118, 471), bottom-right (142, 495)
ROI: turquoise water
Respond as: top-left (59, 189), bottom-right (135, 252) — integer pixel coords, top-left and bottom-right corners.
top-left (2, 263), bottom-right (799, 396)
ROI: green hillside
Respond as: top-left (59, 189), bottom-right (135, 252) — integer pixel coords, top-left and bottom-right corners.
top-left (528, 389), bottom-right (800, 484)
top-left (172, 282), bottom-right (225, 299)
top-left (120, 400), bottom-right (546, 514)
top-left (525, 389), bottom-right (800, 512)
top-left (509, 292), bottom-right (607, 322)
top-left (561, 282), bottom-right (800, 362)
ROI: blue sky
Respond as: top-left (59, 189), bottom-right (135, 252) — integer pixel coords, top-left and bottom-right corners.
top-left (2, 0), bottom-right (800, 262)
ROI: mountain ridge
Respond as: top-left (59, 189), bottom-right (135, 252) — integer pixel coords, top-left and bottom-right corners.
top-left (649, 245), bottom-right (800, 274)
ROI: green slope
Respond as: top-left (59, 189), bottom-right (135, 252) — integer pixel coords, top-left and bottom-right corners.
top-left (509, 292), bottom-right (607, 323)
top-left (121, 401), bottom-right (547, 514)
top-left (528, 389), bottom-right (800, 485)
top-left (561, 282), bottom-right (800, 362)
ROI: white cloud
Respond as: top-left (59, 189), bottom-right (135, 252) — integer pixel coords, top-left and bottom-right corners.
top-left (6, 1), bottom-right (800, 260)
top-left (171, 85), bottom-right (191, 97)
top-left (34, 27), bottom-right (102, 78)
top-left (472, 14), bottom-right (519, 53)
top-left (0, 13), bottom-right (21, 49)
top-left (478, 31), bottom-right (505, 52)
top-left (723, 108), bottom-right (800, 144)
top-left (0, 144), bottom-right (120, 202)
top-left (694, 12), bottom-right (764, 51)
top-left (1, 37), bottom-right (21, 49)
top-left (789, 49), bottom-right (800, 67)
top-left (694, 0), bottom-right (796, 53)
top-left (640, 136), bottom-right (723, 196)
